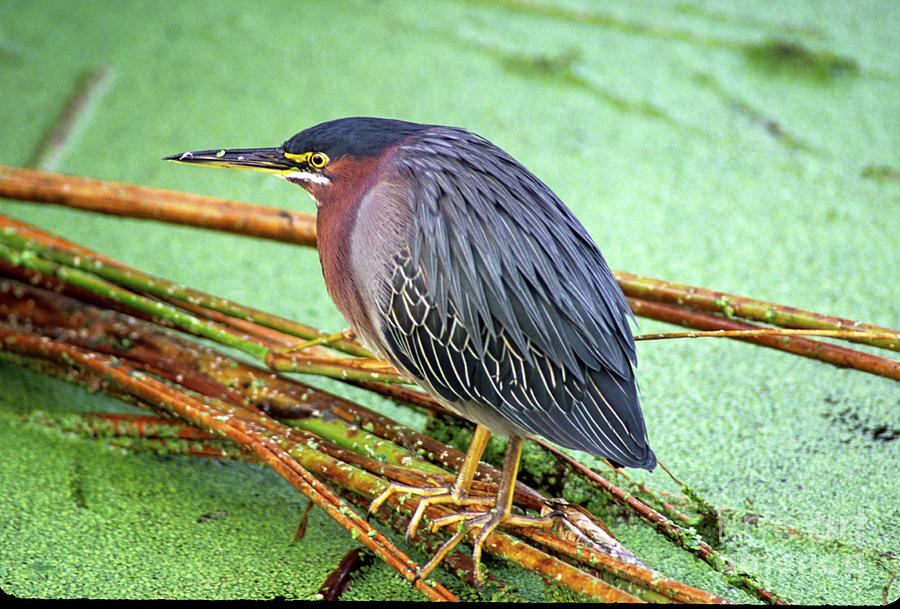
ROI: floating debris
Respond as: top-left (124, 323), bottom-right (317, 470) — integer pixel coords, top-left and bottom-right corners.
top-left (26, 65), bottom-right (115, 171)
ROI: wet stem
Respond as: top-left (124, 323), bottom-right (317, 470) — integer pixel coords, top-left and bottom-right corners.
top-left (2, 166), bottom-right (898, 601)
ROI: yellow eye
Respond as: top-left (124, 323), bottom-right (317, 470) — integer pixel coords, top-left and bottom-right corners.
top-left (308, 152), bottom-right (329, 169)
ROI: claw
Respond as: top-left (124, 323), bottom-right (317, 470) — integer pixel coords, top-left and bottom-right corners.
top-left (367, 428), bottom-right (555, 584)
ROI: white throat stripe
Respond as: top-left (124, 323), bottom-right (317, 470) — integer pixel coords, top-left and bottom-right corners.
top-left (283, 171), bottom-right (330, 185)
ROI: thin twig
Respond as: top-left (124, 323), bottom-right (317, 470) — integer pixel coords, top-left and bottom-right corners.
top-left (636, 328), bottom-right (900, 342)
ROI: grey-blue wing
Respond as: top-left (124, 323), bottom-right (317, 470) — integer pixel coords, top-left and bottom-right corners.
top-left (378, 127), bottom-right (656, 469)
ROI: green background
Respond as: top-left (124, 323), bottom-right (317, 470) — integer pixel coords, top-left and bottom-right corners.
top-left (0, 0), bottom-right (897, 602)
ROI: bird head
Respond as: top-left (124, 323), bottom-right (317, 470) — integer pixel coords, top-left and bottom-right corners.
top-left (164, 117), bottom-right (429, 207)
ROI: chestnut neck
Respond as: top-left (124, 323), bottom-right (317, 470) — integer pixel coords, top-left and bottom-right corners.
top-left (312, 148), bottom-right (396, 336)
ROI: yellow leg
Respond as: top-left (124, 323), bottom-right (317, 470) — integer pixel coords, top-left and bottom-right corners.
top-left (417, 435), bottom-right (525, 582)
top-left (450, 424), bottom-right (491, 496)
top-left (368, 427), bottom-right (554, 584)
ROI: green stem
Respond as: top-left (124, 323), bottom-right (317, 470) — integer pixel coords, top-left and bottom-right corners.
top-left (616, 270), bottom-right (900, 353)
top-left (0, 240), bottom-right (270, 360)
top-left (294, 416), bottom-right (447, 476)
top-left (0, 224), bottom-right (371, 357)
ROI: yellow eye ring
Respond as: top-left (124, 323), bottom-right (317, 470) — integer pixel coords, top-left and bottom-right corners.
top-left (309, 152), bottom-right (329, 169)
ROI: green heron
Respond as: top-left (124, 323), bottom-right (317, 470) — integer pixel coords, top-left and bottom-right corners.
top-left (166, 117), bottom-right (655, 580)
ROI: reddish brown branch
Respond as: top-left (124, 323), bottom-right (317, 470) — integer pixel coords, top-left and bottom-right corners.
top-left (2, 166), bottom-right (897, 382)
top-left (0, 322), bottom-right (457, 602)
top-left (629, 297), bottom-right (900, 381)
top-left (0, 165), bottom-right (317, 246)
top-left (617, 271), bottom-right (899, 352)
top-left (2, 280), bottom-right (733, 602)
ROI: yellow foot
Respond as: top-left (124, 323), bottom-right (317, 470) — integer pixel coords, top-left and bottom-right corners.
top-left (370, 429), bottom-right (557, 584)
top-left (369, 480), bottom-right (556, 585)
top-left (368, 481), bottom-right (493, 544)
top-left (421, 507), bottom-right (556, 584)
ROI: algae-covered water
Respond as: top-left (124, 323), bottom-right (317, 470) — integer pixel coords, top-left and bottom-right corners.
top-left (0, 0), bottom-right (897, 602)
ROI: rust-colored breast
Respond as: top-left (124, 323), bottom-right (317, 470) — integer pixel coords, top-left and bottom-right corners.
top-left (313, 151), bottom-right (410, 348)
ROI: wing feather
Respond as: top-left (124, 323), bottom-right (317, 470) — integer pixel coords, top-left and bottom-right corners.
top-left (376, 127), bottom-right (655, 469)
